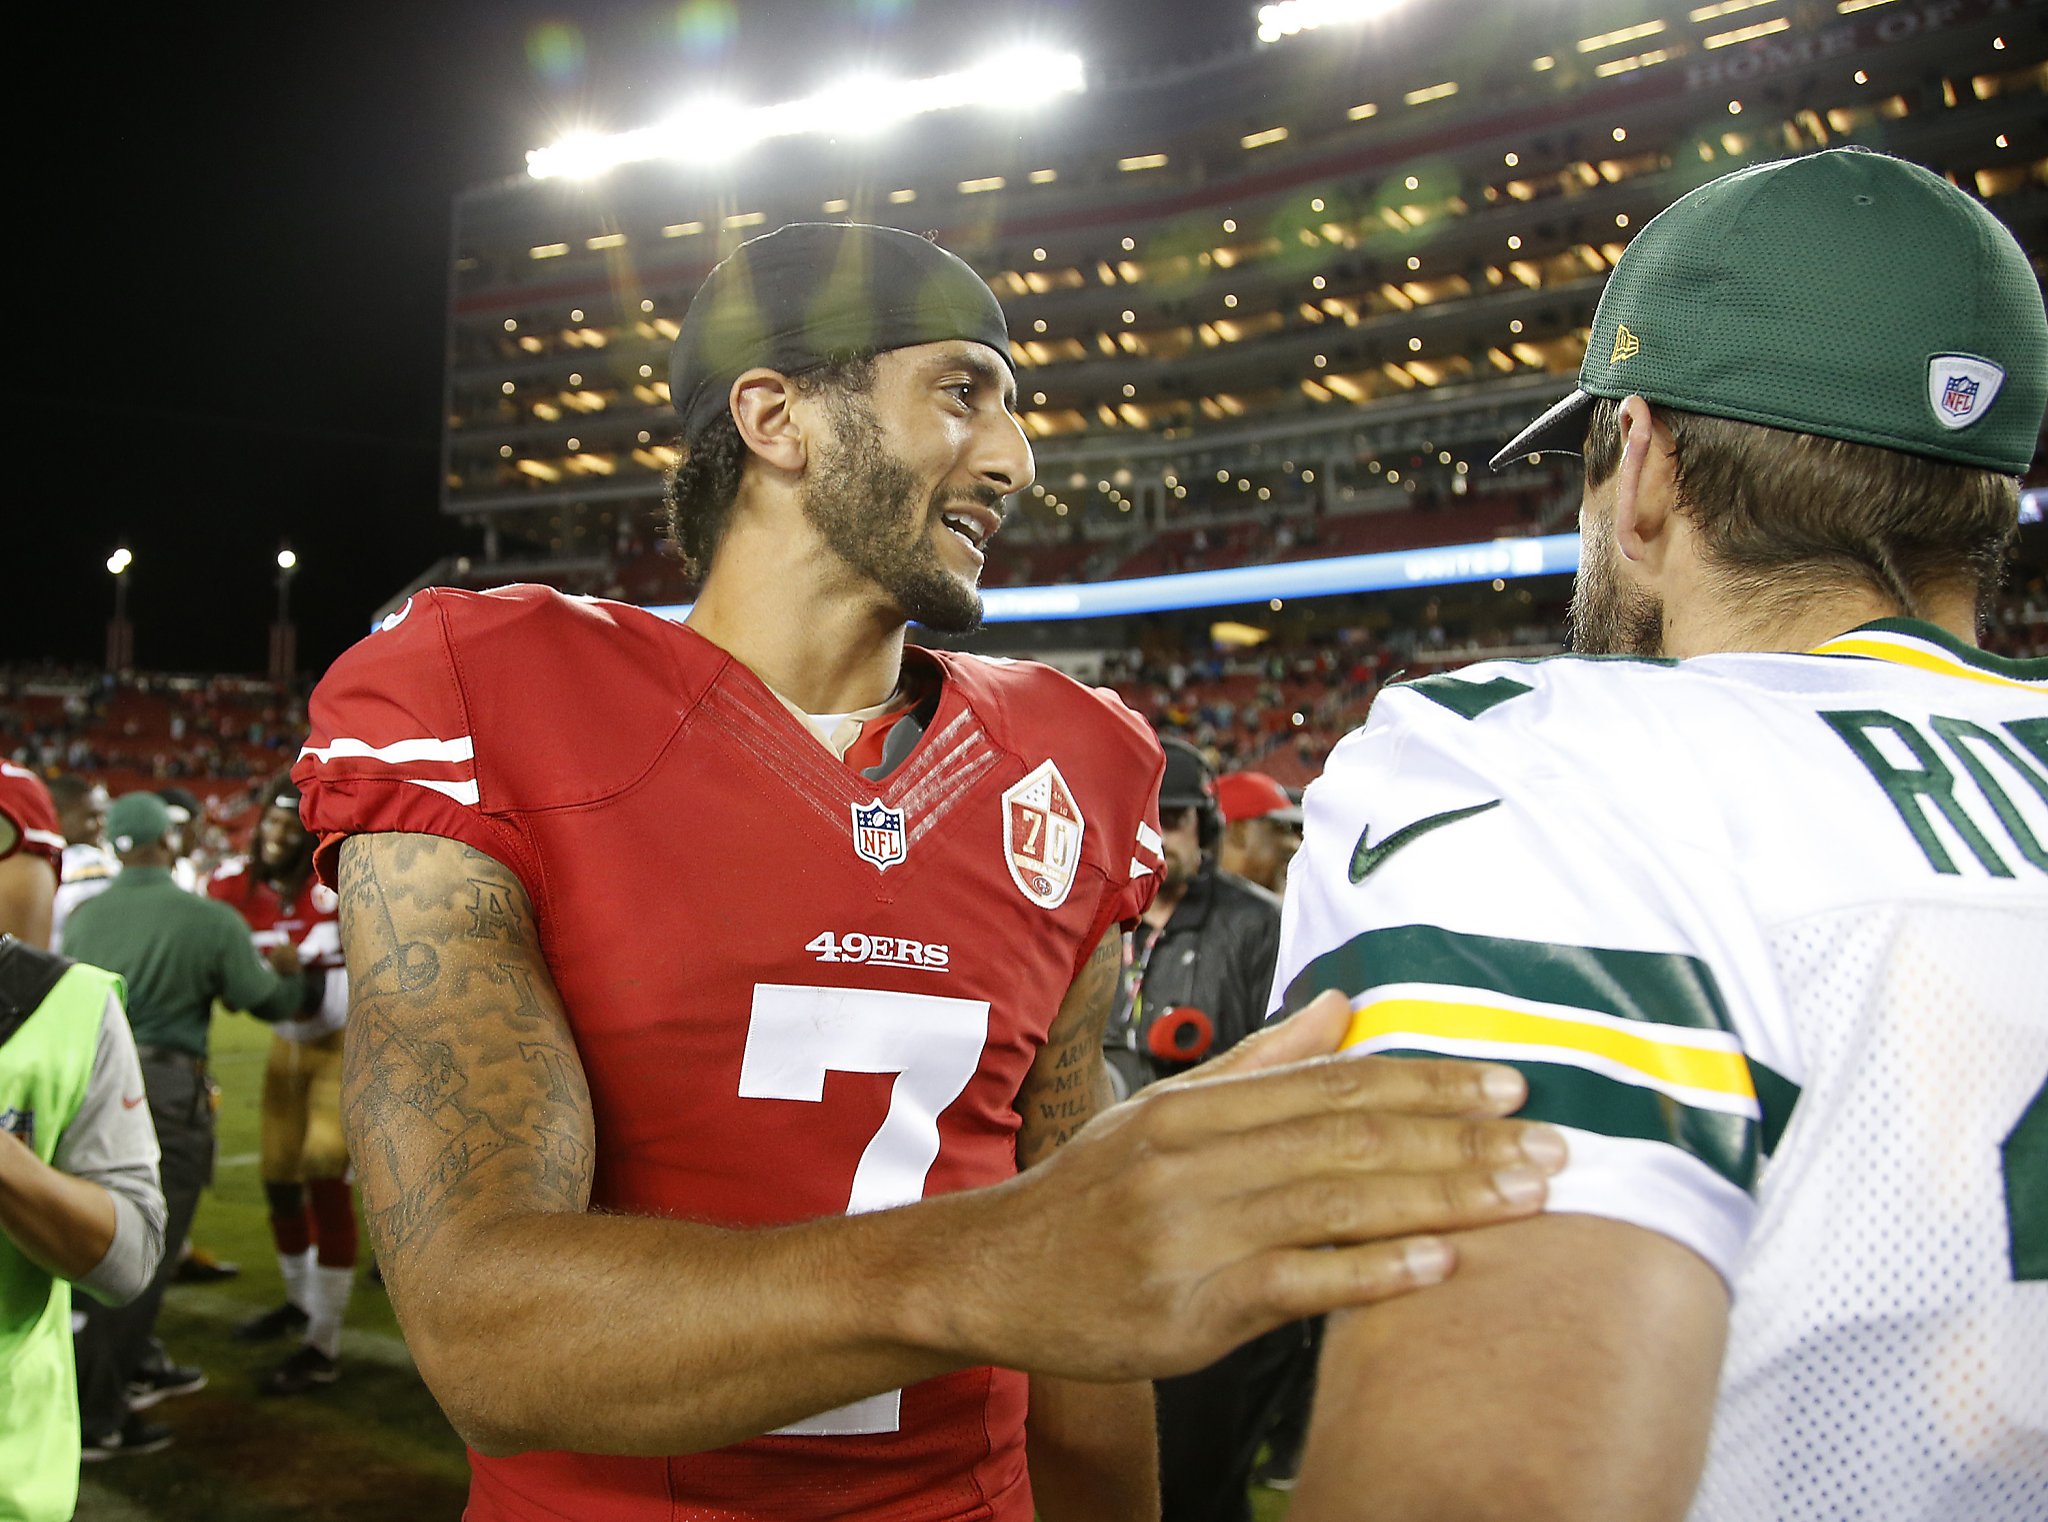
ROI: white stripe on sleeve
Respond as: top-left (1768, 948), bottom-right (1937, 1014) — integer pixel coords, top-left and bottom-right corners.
top-left (404, 777), bottom-right (481, 806)
top-left (299, 735), bottom-right (476, 766)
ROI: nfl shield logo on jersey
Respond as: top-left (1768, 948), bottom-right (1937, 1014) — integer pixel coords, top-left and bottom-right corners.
top-left (850, 799), bottom-right (908, 872)
top-left (1002, 760), bottom-right (1085, 910)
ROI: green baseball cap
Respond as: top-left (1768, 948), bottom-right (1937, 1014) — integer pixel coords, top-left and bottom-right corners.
top-left (106, 791), bottom-right (173, 854)
top-left (1491, 148), bottom-right (2048, 475)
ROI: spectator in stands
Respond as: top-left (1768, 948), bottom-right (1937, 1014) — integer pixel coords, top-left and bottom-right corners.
top-left (63, 792), bottom-right (313, 1456)
top-left (48, 775), bottom-right (115, 952)
top-left (0, 764), bottom-right (63, 948)
top-left (1102, 738), bottom-right (1298, 1522)
top-left (1214, 770), bottom-right (1304, 896)
top-left (0, 932), bottom-right (167, 1493)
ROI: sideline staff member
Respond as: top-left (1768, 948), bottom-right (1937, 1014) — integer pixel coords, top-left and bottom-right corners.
top-left (64, 791), bottom-right (311, 1455)
top-left (0, 934), bottom-right (165, 1506)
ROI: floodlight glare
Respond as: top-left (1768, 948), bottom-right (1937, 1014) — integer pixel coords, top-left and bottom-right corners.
top-left (963, 45), bottom-right (1087, 107)
top-left (526, 46), bottom-right (1085, 179)
top-left (527, 130), bottom-right (629, 181)
top-left (790, 74), bottom-right (913, 138)
top-left (106, 548), bottom-right (133, 576)
top-left (1256, 0), bottom-right (1413, 44)
top-left (656, 97), bottom-right (752, 165)
top-left (277, 548), bottom-right (298, 571)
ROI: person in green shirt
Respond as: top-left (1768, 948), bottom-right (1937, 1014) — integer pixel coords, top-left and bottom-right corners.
top-left (62, 790), bottom-right (313, 1457)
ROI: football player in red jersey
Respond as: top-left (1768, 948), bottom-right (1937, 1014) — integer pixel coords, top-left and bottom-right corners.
top-left (0, 763), bottom-right (63, 947)
top-left (208, 775), bottom-right (357, 1395)
top-left (295, 223), bottom-right (1566, 1522)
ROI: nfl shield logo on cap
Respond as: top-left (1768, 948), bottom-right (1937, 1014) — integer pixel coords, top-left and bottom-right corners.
top-left (850, 799), bottom-right (907, 872)
top-left (1927, 355), bottom-right (2005, 431)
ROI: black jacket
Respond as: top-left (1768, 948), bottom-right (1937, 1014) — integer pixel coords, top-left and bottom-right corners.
top-left (1106, 861), bottom-right (1283, 1096)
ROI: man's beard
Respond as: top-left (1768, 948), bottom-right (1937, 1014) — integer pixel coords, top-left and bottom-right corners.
top-left (800, 397), bottom-right (987, 636)
top-left (1568, 507), bottom-right (1665, 656)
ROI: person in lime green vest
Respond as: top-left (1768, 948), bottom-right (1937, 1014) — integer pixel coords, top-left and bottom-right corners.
top-left (0, 933), bottom-right (166, 1518)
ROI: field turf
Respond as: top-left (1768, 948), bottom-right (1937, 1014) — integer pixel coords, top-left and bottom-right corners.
top-left (75, 1011), bottom-right (1292, 1521)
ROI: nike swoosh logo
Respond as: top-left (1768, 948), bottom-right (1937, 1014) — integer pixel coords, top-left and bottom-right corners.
top-left (122, 1094), bottom-right (147, 1109)
top-left (1350, 800), bottom-right (1502, 883)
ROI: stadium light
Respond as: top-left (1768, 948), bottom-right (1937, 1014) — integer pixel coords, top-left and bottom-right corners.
top-left (106, 546), bottom-right (134, 672)
top-left (277, 547), bottom-right (298, 571)
top-left (526, 45), bottom-right (1085, 180)
top-left (1256, 0), bottom-right (1414, 44)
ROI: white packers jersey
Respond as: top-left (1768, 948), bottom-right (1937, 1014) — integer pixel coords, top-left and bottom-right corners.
top-left (1274, 618), bottom-right (2048, 1522)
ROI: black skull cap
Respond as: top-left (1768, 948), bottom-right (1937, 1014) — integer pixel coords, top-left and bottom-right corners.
top-left (668, 222), bottom-right (1013, 441)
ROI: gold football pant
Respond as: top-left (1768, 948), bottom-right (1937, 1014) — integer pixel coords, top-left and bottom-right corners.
top-left (260, 1029), bottom-right (350, 1183)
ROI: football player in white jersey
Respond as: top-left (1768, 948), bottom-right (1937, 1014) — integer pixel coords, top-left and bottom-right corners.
top-left (1279, 148), bottom-right (2048, 1522)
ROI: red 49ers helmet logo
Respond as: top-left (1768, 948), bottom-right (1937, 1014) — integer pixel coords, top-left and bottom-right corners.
top-left (1002, 760), bottom-right (1085, 909)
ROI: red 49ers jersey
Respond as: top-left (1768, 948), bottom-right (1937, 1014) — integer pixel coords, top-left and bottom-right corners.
top-left (0, 762), bottom-right (64, 877)
top-left (294, 585), bottom-right (1165, 1522)
top-left (206, 859), bottom-right (347, 1043)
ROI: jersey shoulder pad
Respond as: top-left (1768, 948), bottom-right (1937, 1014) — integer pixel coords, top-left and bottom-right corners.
top-left (934, 650), bottom-right (1161, 769)
top-left (0, 762), bottom-right (61, 867)
top-left (308, 585), bottom-right (715, 814)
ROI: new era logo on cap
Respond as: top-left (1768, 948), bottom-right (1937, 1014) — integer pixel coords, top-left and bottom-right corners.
top-left (1611, 323), bottom-right (1640, 365)
top-left (1927, 355), bottom-right (2005, 431)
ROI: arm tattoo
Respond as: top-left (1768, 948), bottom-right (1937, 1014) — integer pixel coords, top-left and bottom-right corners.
top-left (1014, 931), bottom-right (1122, 1169)
top-left (338, 834), bottom-right (595, 1273)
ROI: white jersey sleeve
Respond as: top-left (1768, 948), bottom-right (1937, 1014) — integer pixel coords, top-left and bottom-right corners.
top-left (1275, 660), bottom-right (1799, 1284)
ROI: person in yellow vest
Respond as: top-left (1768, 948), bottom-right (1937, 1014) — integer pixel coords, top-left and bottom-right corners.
top-left (0, 935), bottom-right (166, 1515)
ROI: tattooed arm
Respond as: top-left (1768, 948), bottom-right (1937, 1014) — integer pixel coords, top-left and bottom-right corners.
top-left (340, 830), bottom-right (968, 1455)
top-left (341, 832), bottom-right (1561, 1458)
top-left (1016, 930), bottom-right (1159, 1522)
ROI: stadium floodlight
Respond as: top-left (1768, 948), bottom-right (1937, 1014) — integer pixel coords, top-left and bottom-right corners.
top-left (106, 547), bottom-right (133, 576)
top-left (784, 74), bottom-right (911, 138)
top-left (1256, 0), bottom-right (1413, 44)
top-left (655, 96), bottom-right (752, 165)
top-left (526, 45), bottom-right (1085, 180)
top-left (277, 548), bottom-right (298, 571)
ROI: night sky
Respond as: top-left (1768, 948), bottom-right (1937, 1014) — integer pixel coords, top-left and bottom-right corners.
top-left (12, 0), bottom-right (1262, 678)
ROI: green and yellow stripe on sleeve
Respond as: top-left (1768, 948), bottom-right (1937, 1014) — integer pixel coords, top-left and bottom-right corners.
top-left (1284, 924), bottom-right (1801, 1192)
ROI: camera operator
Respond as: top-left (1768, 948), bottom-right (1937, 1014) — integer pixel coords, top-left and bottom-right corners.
top-left (1103, 737), bottom-right (1297, 1522)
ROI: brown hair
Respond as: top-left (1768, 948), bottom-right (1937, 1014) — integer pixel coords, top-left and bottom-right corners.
top-left (662, 354), bottom-right (878, 578)
top-left (1581, 397), bottom-right (2019, 620)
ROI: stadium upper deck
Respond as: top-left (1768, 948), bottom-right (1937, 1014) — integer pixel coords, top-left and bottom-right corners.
top-left (434, 0), bottom-right (2046, 598)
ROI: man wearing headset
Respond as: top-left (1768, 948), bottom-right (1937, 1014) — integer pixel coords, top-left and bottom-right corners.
top-left (1103, 736), bottom-right (1293, 1522)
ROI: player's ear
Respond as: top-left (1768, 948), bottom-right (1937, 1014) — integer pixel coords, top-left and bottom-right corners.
top-left (1611, 395), bottom-right (1678, 565)
top-left (729, 369), bottom-right (808, 475)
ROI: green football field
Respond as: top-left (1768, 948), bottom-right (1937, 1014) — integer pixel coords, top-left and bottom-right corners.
top-left (75, 1012), bottom-right (1294, 1520)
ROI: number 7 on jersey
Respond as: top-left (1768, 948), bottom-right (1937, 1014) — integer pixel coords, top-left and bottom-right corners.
top-left (739, 983), bottom-right (993, 1435)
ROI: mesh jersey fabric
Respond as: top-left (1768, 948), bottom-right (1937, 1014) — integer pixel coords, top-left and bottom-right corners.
top-left (1274, 619), bottom-right (2048, 1521)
